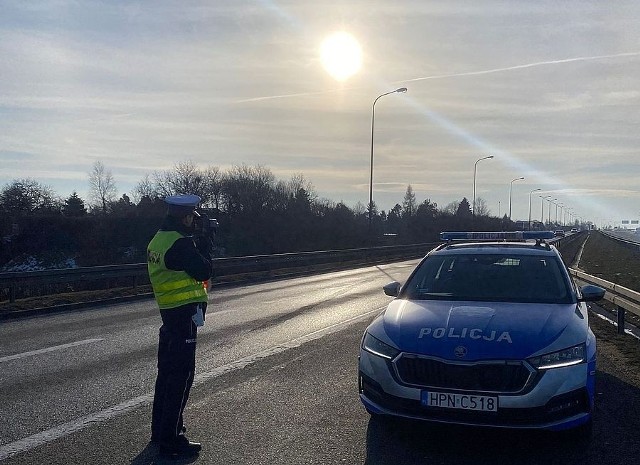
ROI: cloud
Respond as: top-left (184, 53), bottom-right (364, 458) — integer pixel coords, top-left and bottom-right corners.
top-left (397, 52), bottom-right (640, 84)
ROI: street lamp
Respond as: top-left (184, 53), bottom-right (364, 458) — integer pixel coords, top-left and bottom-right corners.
top-left (528, 188), bottom-right (542, 230)
top-left (539, 195), bottom-right (545, 225)
top-left (547, 197), bottom-right (556, 225)
top-left (567, 207), bottom-right (574, 226)
top-left (369, 87), bottom-right (407, 230)
top-left (473, 155), bottom-right (494, 219)
top-left (549, 199), bottom-right (558, 227)
top-left (508, 176), bottom-right (525, 221)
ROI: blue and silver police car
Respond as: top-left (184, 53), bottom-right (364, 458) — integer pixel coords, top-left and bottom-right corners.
top-left (359, 232), bottom-right (605, 436)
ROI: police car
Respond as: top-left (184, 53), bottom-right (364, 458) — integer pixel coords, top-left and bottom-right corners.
top-left (358, 231), bottom-right (605, 437)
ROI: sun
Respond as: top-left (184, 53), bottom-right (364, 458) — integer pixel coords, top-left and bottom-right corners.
top-left (320, 32), bottom-right (362, 81)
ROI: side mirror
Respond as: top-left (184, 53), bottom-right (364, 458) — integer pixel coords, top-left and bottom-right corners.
top-left (578, 284), bottom-right (606, 302)
top-left (383, 281), bottom-right (401, 297)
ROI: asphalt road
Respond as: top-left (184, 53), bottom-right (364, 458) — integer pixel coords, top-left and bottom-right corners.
top-left (0, 260), bottom-right (639, 465)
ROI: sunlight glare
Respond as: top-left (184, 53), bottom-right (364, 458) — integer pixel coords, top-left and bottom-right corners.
top-left (320, 32), bottom-right (362, 81)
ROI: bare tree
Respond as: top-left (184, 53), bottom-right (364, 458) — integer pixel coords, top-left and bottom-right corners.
top-left (152, 160), bottom-right (212, 203)
top-left (88, 161), bottom-right (117, 214)
top-left (286, 174), bottom-right (316, 199)
top-left (221, 165), bottom-right (276, 214)
top-left (132, 174), bottom-right (158, 203)
top-left (441, 201), bottom-right (460, 215)
top-left (202, 166), bottom-right (223, 210)
top-left (273, 173), bottom-right (316, 213)
top-left (474, 197), bottom-right (491, 216)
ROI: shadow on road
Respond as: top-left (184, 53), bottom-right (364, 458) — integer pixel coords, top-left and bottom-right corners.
top-left (364, 418), bottom-right (585, 465)
top-left (129, 442), bottom-right (199, 465)
top-left (374, 265), bottom-right (408, 284)
top-left (364, 371), bottom-right (640, 465)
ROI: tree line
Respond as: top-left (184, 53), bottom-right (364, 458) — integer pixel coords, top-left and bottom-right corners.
top-left (0, 161), bottom-right (505, 270)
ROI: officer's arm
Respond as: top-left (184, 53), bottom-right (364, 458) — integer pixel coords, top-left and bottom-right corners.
top-left (164, 238), bottom-right (213, 281)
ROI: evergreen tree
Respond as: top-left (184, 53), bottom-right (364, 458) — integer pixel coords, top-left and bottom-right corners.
top-left (456, 197), bottom-right (472, 217)
top-left (110, 194), bottom-right (136, 217)
top-left (416, 199), bottom-right (437, 218)
top-left (402, 185), bottom-right (416, 218)
top-left (386, 204), bottom-right (403, 233)
top-left (62, 192), bottom-right (87, 217)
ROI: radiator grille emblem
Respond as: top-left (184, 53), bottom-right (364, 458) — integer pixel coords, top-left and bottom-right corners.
top-left (454, 346), bottom-right (467, 358)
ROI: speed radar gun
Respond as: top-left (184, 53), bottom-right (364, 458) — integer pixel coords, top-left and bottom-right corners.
top-left (193, 209), bottom-right (219, 240)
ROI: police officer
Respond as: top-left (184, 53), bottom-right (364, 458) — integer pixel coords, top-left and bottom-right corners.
top-left (147, 194), bottom-right (213, 458)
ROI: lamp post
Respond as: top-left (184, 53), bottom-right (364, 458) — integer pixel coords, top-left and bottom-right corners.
top-left (508, 176), bottom-right (525, 221)
top-left (567, 208), bottom-right (574, 226)
top-left (528, 188), bottom-right (542, 230)
top-left (539, 195), bottom-right (545, 225)
top-left (549, 199), bottom-right (559, 225)
top-left (473, 155), bottom-right (494, 220)
top-left (547, 197), bottom-right (556, 225)
top-left (369, 87), bottom-right (407, 231)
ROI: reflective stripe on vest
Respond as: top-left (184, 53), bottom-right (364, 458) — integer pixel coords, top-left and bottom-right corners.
top-left (147, 231), bottom-right (208, 310)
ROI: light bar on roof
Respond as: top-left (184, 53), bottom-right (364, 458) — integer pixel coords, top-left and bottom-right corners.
top-left (440, 231), bottom-right (555, 241)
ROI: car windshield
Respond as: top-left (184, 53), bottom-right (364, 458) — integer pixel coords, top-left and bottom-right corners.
top-left (404, 253), bottom-right (573, 304)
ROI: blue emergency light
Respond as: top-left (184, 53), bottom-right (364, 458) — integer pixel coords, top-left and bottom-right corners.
top-left (440, 231), bottom-right (555, 241)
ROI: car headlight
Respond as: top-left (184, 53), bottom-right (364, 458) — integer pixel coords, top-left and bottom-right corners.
top-left (527, 344), bottom-right (586, 370)
top-left (362, 332), bottom-right (400, 360)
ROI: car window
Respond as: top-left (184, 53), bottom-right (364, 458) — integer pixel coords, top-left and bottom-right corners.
top-left (405, 253), bottom-right (573, 303)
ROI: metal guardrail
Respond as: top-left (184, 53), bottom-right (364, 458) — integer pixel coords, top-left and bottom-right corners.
top-left (0, 243), bottom-right (436, 305)
top-left (600, 230), bottom-right (640, 250)
top-left (2, 238), bottom-right (638, 336)
top-left (570, 268), bottom-right (640, 334)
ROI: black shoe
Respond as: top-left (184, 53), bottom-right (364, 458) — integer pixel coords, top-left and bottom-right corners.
top-left (159, 436), bottom-right (201, 458)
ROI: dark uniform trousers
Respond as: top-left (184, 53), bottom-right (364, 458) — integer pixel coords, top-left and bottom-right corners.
top-left (151, 303), bottom-right (201, 443)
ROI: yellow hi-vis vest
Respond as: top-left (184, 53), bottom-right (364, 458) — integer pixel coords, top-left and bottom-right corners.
top-left (147, 231), bottom-right (208, 310)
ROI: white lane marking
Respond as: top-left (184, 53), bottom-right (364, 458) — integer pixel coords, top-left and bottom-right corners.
top-left (0, 339), bottom-right (104, 363)
top-left (0, 308), bottom-right (383, 461)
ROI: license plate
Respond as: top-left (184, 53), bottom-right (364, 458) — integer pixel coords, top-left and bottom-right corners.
top-left (422, 391), bottom-right (498, 412)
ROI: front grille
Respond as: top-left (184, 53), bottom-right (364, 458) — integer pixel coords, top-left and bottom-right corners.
top-left (360, 372), bottom-right (590, 427)
top-left (394, 355), bottom-right (533, 393)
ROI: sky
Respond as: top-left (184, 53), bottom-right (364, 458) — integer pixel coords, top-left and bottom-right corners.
top-left (1, 0), bottom-right (640, 228)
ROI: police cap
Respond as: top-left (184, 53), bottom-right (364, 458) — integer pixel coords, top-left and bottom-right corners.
top-left (165, 194), bottom-right (201, 217)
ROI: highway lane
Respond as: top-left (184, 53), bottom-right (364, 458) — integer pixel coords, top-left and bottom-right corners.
top-left (1, 259), bottom-right (640, 464)
top-left (0, 260), bottom-right (418, 460)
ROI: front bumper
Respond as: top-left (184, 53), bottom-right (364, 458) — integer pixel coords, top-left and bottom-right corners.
top-left (358, 349), bottom-right (594, 431)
